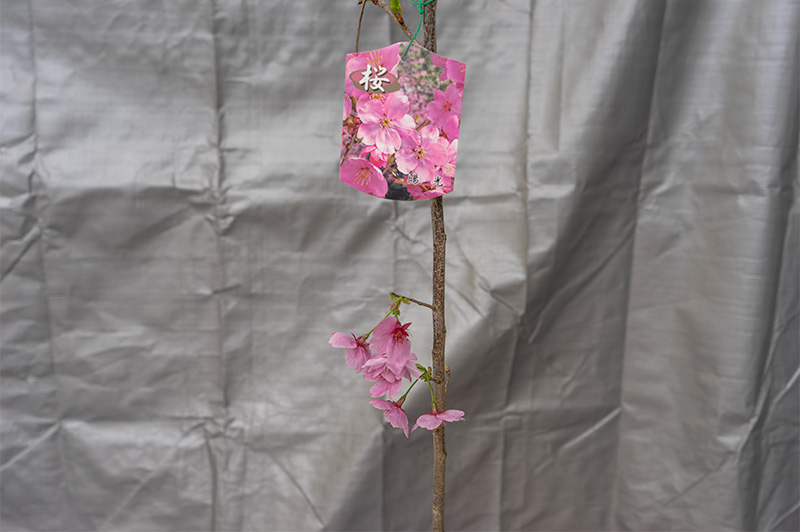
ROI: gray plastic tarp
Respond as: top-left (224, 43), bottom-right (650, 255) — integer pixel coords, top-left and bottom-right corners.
top-left (1, 1), bottom-right (798, 530)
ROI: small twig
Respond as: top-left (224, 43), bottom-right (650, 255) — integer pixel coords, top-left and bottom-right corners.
top-left (371, 0), bottom-right (415, 40)
top-left (391, 292), bottom-right (434, 311)
top-left (354, 0), bottom-right (367, 52)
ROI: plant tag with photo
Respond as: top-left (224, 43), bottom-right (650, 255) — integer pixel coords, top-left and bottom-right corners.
top-left (340, 41), bottom-right (466, 201)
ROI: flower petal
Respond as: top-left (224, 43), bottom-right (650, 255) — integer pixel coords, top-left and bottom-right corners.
top-left (395, 149), bottom-right (418, 175)
top-left (443, 116), bottom-right (460, 141)
top-left (415, 413), bottom-right (445, 430)
top-left (401, 354), bottom-right (422, 380)
top-left (329, 332), bottom-right (357, 349)
top-left (384, 92), bottom-right (409, 119)
top-left (375, 127), bottom-right (402, 155)
top-left (346, 345), bottom-right (371, 371)
top-left (384, 405), bottom-right (409, 435)
top-left (401, 129), bottom-right (421, 150)
top-left (369, 377), bottom-right (402, 399)
top-left (425, 141), bottom-right (449, 166)
top-left (340, 158), bottom-right (383, 195)
top-left (356, 98), bottom-right (384, 123)
top-left (420, 124), bottom-right (440, 144)
top-left (444, 82), bottom-right (462, 103)
top-left (387, 340), bottom-right (412, 371)
top-left (436, 409), bottom-right (465, 423)
top-left (426, 101), bottom-right (444, 125)
top-left (357, 122), bottom-right (380, 146)
top-left (396, 114), bottom-right (416, 131)
top-left (371, 317), bottom-right (399, 354)
top-left (445, 60), bottom-right (466, 84)
top-left (414, 159), bottom-right (437, 183)
top-left (369, 379), bottom-right (390, 398)
top-left (368, 170), bottom-right (388, 198)
top-left (369, 399), bottom-right (394, 411)
top-left (343, 94), bottom-right (351, 121)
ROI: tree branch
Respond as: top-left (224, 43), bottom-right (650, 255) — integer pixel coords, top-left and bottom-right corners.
top-left (421, 5), bottom-right (448, 532)
top-left (371, 0), bottom-right (415, 40)
top-left (354, 0), bottom-right (367, 52)
top-left (390, 292), bottom-right (434, 310)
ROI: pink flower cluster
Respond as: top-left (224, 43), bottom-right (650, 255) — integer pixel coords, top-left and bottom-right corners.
top-left (340, 42), bottom-right (466, 201)
top-left (330, 316), bottom-right (420, 402)
top-left (330, 296), bottom-right (465, 437)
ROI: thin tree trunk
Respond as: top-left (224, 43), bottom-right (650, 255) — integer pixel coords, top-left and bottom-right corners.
top-left (422, 4), bottom-right (447, 532)
top-left (353, 3), bottom-right (447, 528)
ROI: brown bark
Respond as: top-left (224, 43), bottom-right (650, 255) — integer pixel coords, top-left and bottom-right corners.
top-left (423, 5), bottom-right (447, 532)
top-left (431, 196), bottom-right (448, 532)
top-left (354, 0), bottom-right (367, 53)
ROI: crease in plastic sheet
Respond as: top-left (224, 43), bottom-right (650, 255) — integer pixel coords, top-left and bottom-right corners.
top-left (1, 0), bottom-right (798, 531)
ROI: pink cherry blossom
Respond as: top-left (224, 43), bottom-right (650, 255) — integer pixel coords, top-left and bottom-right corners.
top-left (396, 125), bottom-right (448, 184)
top-left (437, 138), bottom-right (458, 181)
top-left (431, 52), bottom-right (448, 82)
top-left (356, 92), bottom-right (416, 154)
top-left (371, 316), bottom-right (413, 368)
top-left (442, 114), bottom-right (460, 141)
top-left (361, 144), bottom-right (390, 166)
top-left (406, 184), bottom-right (446, 200)
top-left (444, 59), bottom-right (466, 85)
top-left (426, 84), bottom-right (462, 128)
top-left (412, 409), bottom-right (465, 432)
top-left (364, 353), bottom-right (421, 398)
top-left (362, 352), bottom-right (404, 383)
top-left (340, 157), bottom-right (387, 198)
top-left (362, 350), bottom-right (419, 385)
top-left (404, 138), bottom-right (456, 200)
top-left (370, 399), bottom-right (410, 437)
top-left (369, 377), bottom-right (404, 399)
top-left (398, 352), bottom-right (422, 381)
top-left (329, 332), bottom-right (372, 372)
top-left (343, 94), bottom-right (352, 121)
top-left (362, 359), bottom-right (410, 398)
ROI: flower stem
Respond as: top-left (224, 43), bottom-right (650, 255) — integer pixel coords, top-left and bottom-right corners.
top-left (400, 377), bottom-right (420, 403)
top-left (427, 379), bottom-right (437, 410)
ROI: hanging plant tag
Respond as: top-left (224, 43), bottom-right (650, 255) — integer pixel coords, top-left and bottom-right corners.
top-left (340, 41), bottom-right (466, 201)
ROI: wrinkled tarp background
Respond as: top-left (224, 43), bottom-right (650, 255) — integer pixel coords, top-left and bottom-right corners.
top-left (1, 0), bottom-right (798, 530)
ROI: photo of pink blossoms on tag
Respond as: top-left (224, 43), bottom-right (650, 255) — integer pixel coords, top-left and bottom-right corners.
top-left (340, 41), bottom-right (466, 200)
